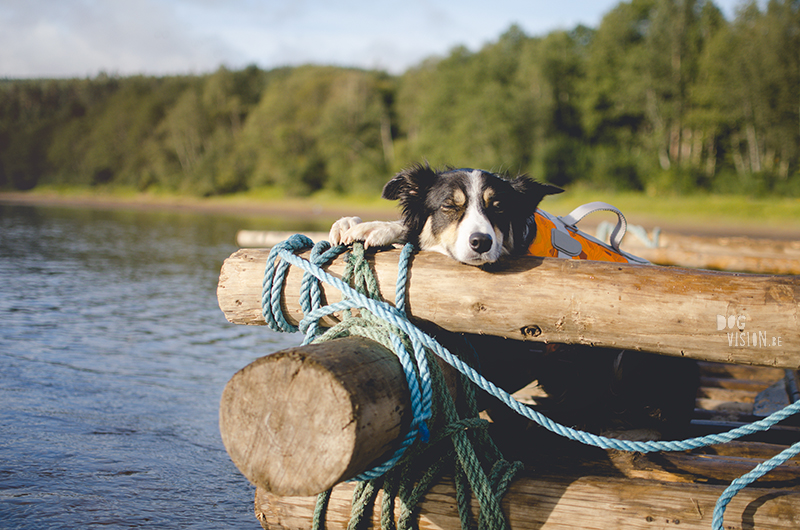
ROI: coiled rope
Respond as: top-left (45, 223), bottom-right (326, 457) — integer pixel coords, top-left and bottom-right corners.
top-left (262, 234), bottom-right (800, 530)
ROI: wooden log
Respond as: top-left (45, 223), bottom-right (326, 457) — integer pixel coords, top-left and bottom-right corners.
top-left (237, 230), bottom-right (328, 248)
top-left (624, 232), bottom-right (800, 275)
top-left (254, 469), bottom-right (800, 530)
top-left (697, 361), bottom-right (787, 381)
top-left (217, 248), bottom-right (800, 369)
top-left (219, 336), bottom-right (412, 497)
top-left (605, 442), bottom-right (800, 484)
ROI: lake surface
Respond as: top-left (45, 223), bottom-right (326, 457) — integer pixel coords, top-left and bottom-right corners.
top-left (0, 202), bottom-right (315, 529)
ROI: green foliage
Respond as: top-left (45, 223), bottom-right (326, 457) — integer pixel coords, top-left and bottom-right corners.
top-left (236, 66), bottom-right (392, 196)
top-left (1, 0), bottom-right (798, 196)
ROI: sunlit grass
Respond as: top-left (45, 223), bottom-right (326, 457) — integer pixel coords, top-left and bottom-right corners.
top-left (543, 188), bottom-right (800, 231)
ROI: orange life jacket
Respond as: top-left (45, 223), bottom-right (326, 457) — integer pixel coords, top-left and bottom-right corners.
top-left (526, 204), bottom-right (648, 264)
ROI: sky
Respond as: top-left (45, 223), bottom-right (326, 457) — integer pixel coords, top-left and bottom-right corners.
top-left (1, 0), bottom-right (749, 79)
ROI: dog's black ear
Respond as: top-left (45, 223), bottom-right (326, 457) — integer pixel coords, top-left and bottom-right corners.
top-left (509, 176), bottom-right (564, 200)
top-left (382, 163), bottom-right (438, 200)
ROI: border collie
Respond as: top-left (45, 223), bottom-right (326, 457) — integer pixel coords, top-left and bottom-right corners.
top-left (329, 164), bottom-right (562, 266)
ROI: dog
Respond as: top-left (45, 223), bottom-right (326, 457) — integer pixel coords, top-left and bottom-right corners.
top-left (330, 163), bottom-right (699, 440)
top-left (329, 164), bottom-right (563, 266)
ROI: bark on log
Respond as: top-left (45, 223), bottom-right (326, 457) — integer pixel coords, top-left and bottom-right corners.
top-left (219, 336), bottom-right (412, 497)
top-left (217, 248), bottom-right (800, 369)
top-left (254, 470), bottom-right (800, 530)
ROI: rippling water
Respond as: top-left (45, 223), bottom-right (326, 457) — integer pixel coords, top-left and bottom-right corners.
top-left (0, 203), bottom-right (309, 529)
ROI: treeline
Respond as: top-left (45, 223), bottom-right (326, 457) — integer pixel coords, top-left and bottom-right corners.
top-left (1, 0), bottom-right (798, 197)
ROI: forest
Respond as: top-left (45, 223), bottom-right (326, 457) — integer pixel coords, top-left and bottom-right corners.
top-left (1, 0), bottom-right (798, 197)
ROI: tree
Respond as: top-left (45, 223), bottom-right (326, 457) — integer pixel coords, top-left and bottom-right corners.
top-left (2, 1), bottom-right (798, 197)
top-left (237, 66), bottom-right (390, 196)
top-left (582, 0), bottom-right (727, 192)
top-left (697, 0), bottom-right (800, 193)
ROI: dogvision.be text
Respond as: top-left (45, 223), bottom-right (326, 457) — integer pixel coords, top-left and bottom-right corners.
top-left (717, 314), bottom-right (783, 348)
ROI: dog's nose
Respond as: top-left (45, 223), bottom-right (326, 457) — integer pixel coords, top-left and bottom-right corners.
top-left (469, 233), bottom-right (493, 254)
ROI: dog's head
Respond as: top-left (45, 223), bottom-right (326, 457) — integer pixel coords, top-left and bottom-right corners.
top-left (383, 164), bottom-right (563, 265)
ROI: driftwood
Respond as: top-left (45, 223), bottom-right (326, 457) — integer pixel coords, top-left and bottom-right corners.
top-left (217, 247), bottom-right (800, 369)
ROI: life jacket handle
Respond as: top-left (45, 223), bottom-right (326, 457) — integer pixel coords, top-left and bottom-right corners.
top-left (558, 201), bottom-right (627, 253)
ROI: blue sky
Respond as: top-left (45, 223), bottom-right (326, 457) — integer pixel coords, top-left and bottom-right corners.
top-left (1, 0), bottom-right (749, 78)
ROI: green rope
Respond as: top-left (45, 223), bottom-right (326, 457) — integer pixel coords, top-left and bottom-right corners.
top-left (310, 243), bottom-right (522, 530)
top-left (313, 489), bottom-right (332, 529)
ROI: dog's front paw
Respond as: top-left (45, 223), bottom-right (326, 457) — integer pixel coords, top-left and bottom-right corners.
top-left (346, 221), bottom-right (405, 248)
top-left (330, 219), bottom-right (406, 248)
top-left (329, 216), bottom-right (363, 245)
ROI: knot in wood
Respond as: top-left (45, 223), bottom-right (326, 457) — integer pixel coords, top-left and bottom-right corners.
top-left (471, 302), bottom-right (487, 313)
top-left (520, 325), bottom-right (542, 338)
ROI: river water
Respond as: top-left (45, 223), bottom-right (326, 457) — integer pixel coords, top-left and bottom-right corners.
top-left (0, 202), bottom-right (316, 529)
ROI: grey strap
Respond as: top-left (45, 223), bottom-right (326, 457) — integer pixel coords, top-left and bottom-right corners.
top-left (558, 201), bottom-right (627, 252)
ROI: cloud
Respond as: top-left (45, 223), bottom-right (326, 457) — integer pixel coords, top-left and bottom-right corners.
top-left (0, 0), bottom-right (237, 77)
top-left (0, 0), bottom-right (751, 79)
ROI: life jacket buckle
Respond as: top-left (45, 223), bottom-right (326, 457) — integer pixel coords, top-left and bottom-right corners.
top-left (551, 229), bottom-right (582, 257)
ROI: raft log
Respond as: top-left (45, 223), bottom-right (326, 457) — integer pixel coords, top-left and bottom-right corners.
top-left (254, 470), bottom-right (800, 530)
top-left (219, 336), bottom-right (412, 497)
top-left (217, 248), bottom-right (800, 369)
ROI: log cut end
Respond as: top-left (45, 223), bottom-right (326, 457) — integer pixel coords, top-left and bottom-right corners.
top-left (219, 337), bottom-right (412, 496)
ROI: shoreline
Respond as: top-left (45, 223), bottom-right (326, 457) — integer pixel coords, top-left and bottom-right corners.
top-left (2, 190), bottom-right (800, 240)
top-left (0, 190), bottom-right (397, 222)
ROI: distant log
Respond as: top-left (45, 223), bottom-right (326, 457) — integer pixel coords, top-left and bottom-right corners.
top-left (217, 248), bottom-right (800, 369)
top-left (219, 336), bottom-right (412, 497)
top-left (237, 230), bottom-right (328, 248)
top-left (254, 469), bottom-right (800, 530)
top-left (624, 232), bottom-right (800, 275)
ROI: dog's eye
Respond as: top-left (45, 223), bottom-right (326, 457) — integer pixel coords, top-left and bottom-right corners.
top-left (488, 200), bottom-right (503, 212)
top-left (441, 203), bottom-right (459, 212)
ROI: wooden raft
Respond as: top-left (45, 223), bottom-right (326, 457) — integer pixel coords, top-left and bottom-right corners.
top-left (217, 245), bottom-right (800, 530)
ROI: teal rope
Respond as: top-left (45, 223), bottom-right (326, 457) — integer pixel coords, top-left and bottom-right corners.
top-left (312, 488), bottom-right (332, 529)
top-left (712, 439), bottom-right (800, 529)
top-left (263, 235), bottom-right (800, 530)
top-left (265, 236), bottom-right (431, 480)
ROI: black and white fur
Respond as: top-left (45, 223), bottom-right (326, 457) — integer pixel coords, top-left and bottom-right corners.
top-left (330, 164), bottom-right (562, 266)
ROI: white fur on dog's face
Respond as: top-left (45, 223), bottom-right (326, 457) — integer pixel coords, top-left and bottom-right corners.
top-left (419, 170), bottom-right (507, 265)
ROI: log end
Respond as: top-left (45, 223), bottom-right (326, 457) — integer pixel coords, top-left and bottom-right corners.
top-left (220, 337), bottom-right (411, 496)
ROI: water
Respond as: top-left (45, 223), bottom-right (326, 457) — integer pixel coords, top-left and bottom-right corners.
top-left (0, 203), bottom-right (310, 529)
